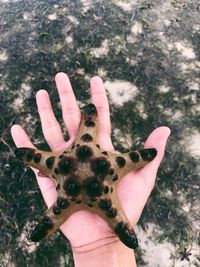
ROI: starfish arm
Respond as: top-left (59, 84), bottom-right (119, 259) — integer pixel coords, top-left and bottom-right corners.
top-left (110, 148), bottom-right (157, 178)
top-left (14, 147), bottom-right (62, 179)
top-left (75, 103), bottom-right (99, 145)
top-left (95, 193), bottom-right (138, 249)
top-left (30, 195), bottom-right (77, 242)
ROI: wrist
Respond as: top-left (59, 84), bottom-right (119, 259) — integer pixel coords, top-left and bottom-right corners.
top-left (72, 237), bottom-right (137, 267)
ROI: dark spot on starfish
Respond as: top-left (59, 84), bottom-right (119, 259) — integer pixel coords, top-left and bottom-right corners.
top-left (56, 183), bottom-right (60, 191)
top-left (54, 168), bottom-right (59, 174)
top-left (112, 174), bottom-right (118, 181)
top-left (96, 144), bottom-right (100, 149)
top-left (110, 187), bottom-right (113, 193)
top-left (14, 148), bottom-right (27, 160)
top-left (53, 206), bottom-right (61, 215)
top-left (129, 152), bottom-right (140, 162)
top-left (84, 177), bottom-right (104, 197)
top-left (76, 200), bottom-right (82, 204)
top-left (81, 133), bottom-right (93, 142)
top-left (114, 221), bottom-right (138, 249)
top-left (76, 144), bottom-right (80, 147)
top-left (26, 149), bottom-right (35, 161)
top-left (91, 157), bottom-right (110, 175)
top-left (57, 197), bottom-right (70, 209)
top-left (98, 198), bottom-right (112, 210)
top-left (139, 148), bottom-right (157, 161)
top-left (30, 216), bottom-right (54, 242)
top-left (85, 103), bottom-right (97, 116)
top-left (84, 118), bottom-right (95, 127)
top-left (71, 144), bottom-right (75, 149)
top-left (106, 207), bottom-right (117, 218)
top-left (46, 156), bottom-right (55, 169)
top-left (87, 203), bottom-right (94, 207)
top-left (63, 151), bottom-right (68, 154)
top-left (52, 175), bottom-right (56, 179)
top-left (34, 153), bottom-right (42, 163)
top-left (116, 156), bottom-right (126, 168)
top-left (104, 186), bottom-right (109, 194)
top-left (109, 168), bottom-right (114, 175)
top-left (63, 176), bottom-right (82, 196)
top-left (102, 151), bottom-right (108, 156)
top-left (15, 148), bottom-right (35, 161)
top-left (42, 216), bottom-right (54, 228)
top-left (58, 156), bottom-right (75, 174)
top-left (59, 154), bottom-right (65, 159)
top-left (76, 145), bottom-right (93, 161)
top-left (90, 197), bottom-right (97, 202)
top-left (71, 197), bottom-right (77, 202)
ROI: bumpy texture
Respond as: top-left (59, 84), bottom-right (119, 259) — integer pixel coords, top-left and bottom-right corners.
top-left (14, 103), bottom-right (157, 249)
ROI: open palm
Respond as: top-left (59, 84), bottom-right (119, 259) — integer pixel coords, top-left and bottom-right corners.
top-left (11, 72), bottom-right (170, 251)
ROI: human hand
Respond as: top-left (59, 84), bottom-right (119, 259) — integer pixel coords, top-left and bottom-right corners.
top-left (11, 72), bottom-right (170, 252)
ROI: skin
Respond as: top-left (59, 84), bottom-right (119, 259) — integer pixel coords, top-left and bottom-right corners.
top-left (11, 72), bottom-right (170, 267)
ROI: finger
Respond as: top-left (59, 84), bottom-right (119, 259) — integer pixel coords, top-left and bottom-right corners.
top-left (139, 126), bottom-right (171, 181)
top-left (36, 90), bottom-right (65, 151)
top-left (90, 76), bottom-right (114, 152)
top-left (11, 124), bottom-right (36, 148)
top-left (55, 72), bottom-right (81, 138)
top-left (11, 124), bottom-right (56, 206)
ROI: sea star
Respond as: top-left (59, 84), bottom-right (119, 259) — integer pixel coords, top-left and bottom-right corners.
top-left (14, 103), bottom-right (157, 249)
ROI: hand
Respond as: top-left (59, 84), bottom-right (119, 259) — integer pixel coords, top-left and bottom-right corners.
top-left (11, 72), bottom-right (170, 252)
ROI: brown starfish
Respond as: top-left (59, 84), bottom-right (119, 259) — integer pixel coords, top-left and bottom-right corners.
top-left (14, 103), bottom-right (157, 249)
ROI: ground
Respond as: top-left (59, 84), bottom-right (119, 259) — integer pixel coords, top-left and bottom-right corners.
top-left (0, 0), bottom-right (200, 266)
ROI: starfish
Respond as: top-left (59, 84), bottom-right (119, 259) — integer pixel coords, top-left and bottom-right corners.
top-left (180, 247), bottom-right (192, 261)
top-left (14, 103), bottom-right (157, 249)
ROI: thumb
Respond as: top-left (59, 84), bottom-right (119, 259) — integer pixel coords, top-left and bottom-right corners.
top-left (139, 126), bottom-right (171, 179)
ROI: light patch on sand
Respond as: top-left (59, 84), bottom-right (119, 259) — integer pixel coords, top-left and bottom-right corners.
top-left (137, 223), bottom-right (174, 267)
top-left (48, 13), bottom-right (57, 20)
top-left (21, 82), bottom-right (32, 98)
top-left (131, 22), bottom-right (143, 36)
top-left (175, 42), bottom-right (196, 59)
top-left (162, 108), bottom-right (183, 121)
top-left (138, 222), bottom-right (200, 266)
top-left (67, 15), bottom-right (79, 25)
top-left (193, 24), bottom-right (200, 32)
top-left (1, 252), bottom-right (15, 267)
top-left (112, 0), bottom-right (138, 12)
top-left (187, 130), bottom-right (200, 158)
top-left (23, 12), bottom-right (32, 21)
top-left (65, 36), bottom-right (73, 44)
top-left (90, 39), bottom-right (109, 58)
top-left (126, 57), bottom-right (137, 66)
top-left (126, 35), bottom-right (137, 44)
top-left (104, 80), bottom-right (138, 106)
top-left (179, 61), bottom-right (200, 74)
top-left (158, 85), bottom-right (171, 93)
top-left (80, 0), bottom-right (93, 13)
top-left (0, 50), bottom-right (8, 61)
top-left (113, 128), bottom-right (131, 149)
top-left (13, 97), bottom-right (24, 111)
top-left (164, 19), bottom-right (171, 27)
top-left (97, 68), bottom-right (107, 78)
top-left (18, 222), bottom-right (38, 253)
top-left (187, 81), bottom-right (199, 91)
top-left (136, 101), bottom-right (148, 119)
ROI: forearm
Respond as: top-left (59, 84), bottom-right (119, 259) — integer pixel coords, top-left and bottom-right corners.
top-left (72, 239), bottom-right (137, 267)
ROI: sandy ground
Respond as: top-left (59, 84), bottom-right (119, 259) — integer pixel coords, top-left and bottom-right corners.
top-left (0, 0), bottom-right (200, 266)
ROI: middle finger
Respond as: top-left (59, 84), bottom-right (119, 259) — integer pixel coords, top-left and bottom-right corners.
top-left (55, 72), bottom-right (81, 139)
